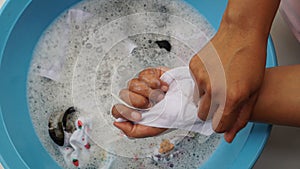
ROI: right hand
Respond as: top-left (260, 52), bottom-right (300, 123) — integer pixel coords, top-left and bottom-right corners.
top-left (111, 67), bottom-right (170, 138)
top-left (189, 25), bottom-right (268, 143)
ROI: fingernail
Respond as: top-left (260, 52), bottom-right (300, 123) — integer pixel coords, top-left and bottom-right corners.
top-left (131, 111), bottom-right (141, 121)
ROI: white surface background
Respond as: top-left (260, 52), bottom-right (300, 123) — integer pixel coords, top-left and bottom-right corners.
top-left (0, 1), bottom-right (299, 169)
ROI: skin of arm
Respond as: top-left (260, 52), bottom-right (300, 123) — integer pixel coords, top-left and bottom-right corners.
top-left (189, 0), bottom-right (281, 143)
top-left (112, 65), bottom-right (300, 138)
top-left (113, 0), bottom-right (285, 141)
top-left (251, 65), bottom-right (300, 127)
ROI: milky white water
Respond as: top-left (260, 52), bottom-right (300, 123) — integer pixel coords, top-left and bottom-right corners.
top-left (27, 0), bottom-right (221, 168)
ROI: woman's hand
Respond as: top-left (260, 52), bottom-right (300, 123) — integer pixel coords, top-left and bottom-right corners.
top-left (189, 26), bottom-right (268, 143)
top-left (111, 67), bottom-right (170, 138)
top-left (189, 0), bottom-right (280, 143)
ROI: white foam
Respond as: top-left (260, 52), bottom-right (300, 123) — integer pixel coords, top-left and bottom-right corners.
top-left (27, 0), bottom-right (221, 168)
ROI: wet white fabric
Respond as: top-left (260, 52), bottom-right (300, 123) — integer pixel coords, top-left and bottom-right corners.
top-left (59, 117), bottom-right (92, 168)
top-left (117, 66), bottom-right (214, 136)
top-left (39, 9), bottom-right (92, 81)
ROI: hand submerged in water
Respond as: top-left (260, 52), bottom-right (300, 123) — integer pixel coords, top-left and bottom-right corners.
top-left (111, 67), bottom-right (170, 138)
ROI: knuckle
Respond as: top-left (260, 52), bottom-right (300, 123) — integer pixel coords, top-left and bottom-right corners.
top-left (128, 78), bottom-right (140, 88)
top-left (226, 88), bottom-right (247, 106)
top-left (189, 55), bottom-right (200, 70)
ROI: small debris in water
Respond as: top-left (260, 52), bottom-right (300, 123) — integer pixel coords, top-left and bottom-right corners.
top-left (155, 40), bottom-right (172, 52)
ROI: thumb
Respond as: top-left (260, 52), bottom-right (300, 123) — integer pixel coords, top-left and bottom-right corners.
top-left (113, 121), bottom-right (135, 137)
top-left (113, 122), bottom-right (167, 138)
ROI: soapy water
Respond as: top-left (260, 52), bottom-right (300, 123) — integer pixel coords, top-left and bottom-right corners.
top-left (27, 0), bottom-right (222, 168)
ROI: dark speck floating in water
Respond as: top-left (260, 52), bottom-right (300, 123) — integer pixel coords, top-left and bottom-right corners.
top-left (155, 40), bottom-right (171, 52)
top-left (159, 6), bottom-right (168, 13)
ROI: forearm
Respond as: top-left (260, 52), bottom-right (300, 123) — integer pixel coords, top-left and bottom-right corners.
top-left (220, 0), bottom-right (280, 40)
top-left (209, 0), bottom-right (281, 86)
top-left (251, 65), bottom-right (300, 127)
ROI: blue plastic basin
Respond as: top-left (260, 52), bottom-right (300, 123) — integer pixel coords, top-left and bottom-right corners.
top-left (0, 0), bottom-right (276, 168)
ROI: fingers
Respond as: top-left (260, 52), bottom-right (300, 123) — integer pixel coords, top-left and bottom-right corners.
top-left (112, 105), bottom-right (167, 138)
top-left (128, 78), bottom-right (165, 103)
top-left (223, 119), bottom-right (247, 143)
top-left (113, 121), bottom-right (167, 138)
top-left (112, 67), bottom-right (170, 138)
top-left (197, 93), bottom-right (211, 121)
top-left (224, 95), bottom-right (257, 143)
top-left (138, 68), bottom-right (169, 91)
top-left (119, 89), bottom-right (151, 109)
top-left (189, 55), bottom-right (209, 91)
top-left (111, 104), bottom-right (142, 122)
top-left (190, 55), bottom-right (213, 119)
top-left (212, 104), bottom-right (241, 133)
top-left (120, 67), bottom-right (169, 108)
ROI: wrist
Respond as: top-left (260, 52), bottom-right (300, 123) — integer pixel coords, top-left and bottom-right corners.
top-left (211, 23), bottom-right (268, 66)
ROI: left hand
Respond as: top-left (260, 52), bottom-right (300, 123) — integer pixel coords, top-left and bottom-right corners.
top-left (112, 67), bottom-right (170, 138)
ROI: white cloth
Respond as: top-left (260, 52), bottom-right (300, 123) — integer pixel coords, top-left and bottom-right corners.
top-left (118, 67), bottom-right (214, 136)
top-left (59, 117), bottom-right (92, 168)
top-left (39, 9), bottom-right (92, 81)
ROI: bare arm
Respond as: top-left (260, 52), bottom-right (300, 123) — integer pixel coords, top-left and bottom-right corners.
top-left (190, 0), bottom-right (281, 143)
top-left (251, 65), bottom-right (300, 127)
top-left (221, 0), bottom-right (280, 39)
top-left (113, 0), bottom-right (285, 141)
top-left (112, 65), bottom-right (300, 138)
